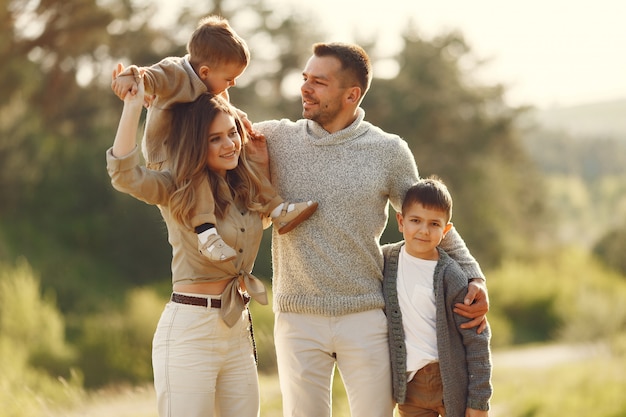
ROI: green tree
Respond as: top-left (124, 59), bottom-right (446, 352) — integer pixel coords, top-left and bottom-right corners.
top-left (594, 227), bottom-right (626, 276)
top-left (1, 0), bottom-right (175, 312)
top-left (363, 30), bottom-right (550, 267)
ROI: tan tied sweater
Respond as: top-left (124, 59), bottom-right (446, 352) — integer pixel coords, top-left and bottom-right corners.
top-left (106, 146), bottom-right (267, 326)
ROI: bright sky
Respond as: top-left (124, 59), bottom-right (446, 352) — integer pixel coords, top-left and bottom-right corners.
top-left (157, 0), bottom-right (626, 109)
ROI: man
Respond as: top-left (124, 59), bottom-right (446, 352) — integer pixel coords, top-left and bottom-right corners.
top-left (253, 42), bottom-right (488, 417)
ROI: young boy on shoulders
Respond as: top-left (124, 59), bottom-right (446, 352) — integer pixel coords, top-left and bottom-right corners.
top-left (382, 177), bottom-right (492, 417)
top-left (111, 15), bottom-right (316, 262)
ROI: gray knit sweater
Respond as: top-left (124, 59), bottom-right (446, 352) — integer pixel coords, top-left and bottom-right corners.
top-left (254, 109), bottom-right (484, 315)
top-left (382, 242), bottom-right (492, 416)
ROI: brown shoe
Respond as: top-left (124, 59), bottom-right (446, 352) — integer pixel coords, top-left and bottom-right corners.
top-left (273, 201), bottom-right (318, 234)
top-left (198, 232), bottom-right (236, 262)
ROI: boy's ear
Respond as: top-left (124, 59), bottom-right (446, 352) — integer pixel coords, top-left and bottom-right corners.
top-left (396, 212), bottom-right (404, 232)
top-left (198, 65), bottom-right (211, 80)
top-left (443, 222), bottom-right (453, 237)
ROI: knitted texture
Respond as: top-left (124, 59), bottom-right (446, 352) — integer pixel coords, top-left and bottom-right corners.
top-left (382, 242), bottom-right (493, 415)
top-left (255, 109), bottom-right (483, 316)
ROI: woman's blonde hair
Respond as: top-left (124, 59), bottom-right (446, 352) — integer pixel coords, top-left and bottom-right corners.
top-left (166, 94), bottom-right (270, 229)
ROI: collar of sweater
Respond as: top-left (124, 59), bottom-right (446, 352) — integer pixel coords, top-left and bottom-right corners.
top-left (305, 107), bottom-right (371, 146)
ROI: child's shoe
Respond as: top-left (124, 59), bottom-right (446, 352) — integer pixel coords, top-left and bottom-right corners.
top-left (198, 229), bottom-right (236, 262)
top-left (273, 201), bottom-right (318, 235)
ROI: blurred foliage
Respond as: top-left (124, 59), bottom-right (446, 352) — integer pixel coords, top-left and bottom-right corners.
top-left (362, 30), bottom-right (549, 267)
top-left (522, 123), bottom-right (626, 251)
top-left (76, 287), bottom-right (164, 387)
top-left (0, 259), bottom-right (83, 417)
top-left (537, 174), bottom-right (626, 249)
top-left (523, 126), bottom-right (626, 181)
top-left (487, 247), bottom-right (626, 347)
top-left (594, 227), bottom-right (626, 276)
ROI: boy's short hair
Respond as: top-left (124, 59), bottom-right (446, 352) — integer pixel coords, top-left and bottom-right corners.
top-left (312, 42), bottom-right (372, 97)
top-left (402, 176), bottom-right (453, 222)
top-left (187, 15), bottom-right (250, 69)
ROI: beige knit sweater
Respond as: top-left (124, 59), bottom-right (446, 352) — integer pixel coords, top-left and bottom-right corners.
top-left (255, 109), bottom-right (484, 316)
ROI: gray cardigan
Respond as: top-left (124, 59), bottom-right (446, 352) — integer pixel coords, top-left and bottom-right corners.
top-left (382, 241), bottom-right (492, 416)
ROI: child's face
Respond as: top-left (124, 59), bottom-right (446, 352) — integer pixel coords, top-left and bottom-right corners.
top-left (206, 111), bottom-right (242, 177)
top-left (397, 202), bottom-right (452, 260)
top-left (202, 62), bottom-right (246, 95)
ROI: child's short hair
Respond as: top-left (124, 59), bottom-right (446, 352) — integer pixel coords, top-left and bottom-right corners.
top-left (187, 15), bottom-right (250, 69)
top-left (402, 176), bottom-right (453, 222)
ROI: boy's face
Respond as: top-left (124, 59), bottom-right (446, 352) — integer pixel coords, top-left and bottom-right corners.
top-left (397, 202), bottom-right (452, 260)
top-left (200, 62), bottom-right (246, 95)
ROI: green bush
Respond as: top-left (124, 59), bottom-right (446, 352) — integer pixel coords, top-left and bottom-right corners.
top-left (594, 227), bottom-right (626, 276)
top-left (487, 247), bottom-right (626, 347)
top-left (0, 259), bottom-right (83, 417)
top-left (76, 288), bottom-right (163, 388)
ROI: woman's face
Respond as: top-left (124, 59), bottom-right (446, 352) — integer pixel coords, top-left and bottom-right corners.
top-left (206, 111), bottom-right (241, 177)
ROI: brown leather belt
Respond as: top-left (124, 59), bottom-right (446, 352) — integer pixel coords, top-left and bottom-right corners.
top-left (171, 293), bottom-right (221, 308)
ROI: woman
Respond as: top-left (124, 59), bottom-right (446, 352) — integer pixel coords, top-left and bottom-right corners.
top-left (106, 73), bottom-right (269, 417)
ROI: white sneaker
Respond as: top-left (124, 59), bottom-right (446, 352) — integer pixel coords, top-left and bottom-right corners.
top-left (198, 230), bottom-right (236, 262)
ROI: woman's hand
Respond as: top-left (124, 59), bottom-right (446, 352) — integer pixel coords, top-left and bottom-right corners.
top-left (111, 70), bottom-right (145, 158)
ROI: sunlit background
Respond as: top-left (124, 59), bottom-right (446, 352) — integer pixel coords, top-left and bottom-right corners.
top-left (157, 0), bottom-right (626, 108)
top-left (2, 1), bottom-right (626, 416)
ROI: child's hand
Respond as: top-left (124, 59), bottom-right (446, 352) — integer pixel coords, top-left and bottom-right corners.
top-left (111, 63), bottom-right (139, 100)
top-left (236, 108), bottom-right (265, 145)
top-left (234, 108), bottom-right (255, 136)
top-left (246, 131), bottom-right (269, 166)
top-left (123, 69), bottom-right (145, 109)
top-left (239, 112), bottom-right (252, 133)
top-left (246, 131), bottom-right (270, 180)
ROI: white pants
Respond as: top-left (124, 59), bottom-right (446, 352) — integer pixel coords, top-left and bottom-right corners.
top-left (152, 298), bottom-right (259, 417)
top-left (274, 309), bottom-right (394, 417)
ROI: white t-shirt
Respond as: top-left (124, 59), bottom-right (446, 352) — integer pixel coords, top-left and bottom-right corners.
top-left (397, 246), bottom-right (439, 380)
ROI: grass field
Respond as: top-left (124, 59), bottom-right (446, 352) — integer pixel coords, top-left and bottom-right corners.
top-left (41, 340), bottom-right (626, 417)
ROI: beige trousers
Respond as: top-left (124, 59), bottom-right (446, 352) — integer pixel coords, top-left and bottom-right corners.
top-left (152, 297), bottom-right (259, 417)
top-left (274, 309), bottom-right (395, 417)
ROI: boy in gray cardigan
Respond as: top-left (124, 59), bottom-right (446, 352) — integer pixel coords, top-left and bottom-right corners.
top-left (382, 177), bottom-right (492, 417)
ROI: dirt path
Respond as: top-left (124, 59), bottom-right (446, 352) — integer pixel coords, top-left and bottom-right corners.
top-left (491, 341), bottom-right (608, 369)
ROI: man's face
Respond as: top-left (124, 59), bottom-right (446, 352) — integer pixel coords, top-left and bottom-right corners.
top-left (300, 55), bottom-right (350, 130)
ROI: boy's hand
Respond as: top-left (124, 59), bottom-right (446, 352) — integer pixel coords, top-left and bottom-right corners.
top-left (246, 132), bottom-right (268, 162)
top-left (454, 279), bottom-right (489, 333)
top-left (246, 132), bottom-right (270, 180)
top-left (111, 63), bottom-right (138, 99)
top-left (234, 108), bottom-right (262, 140)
